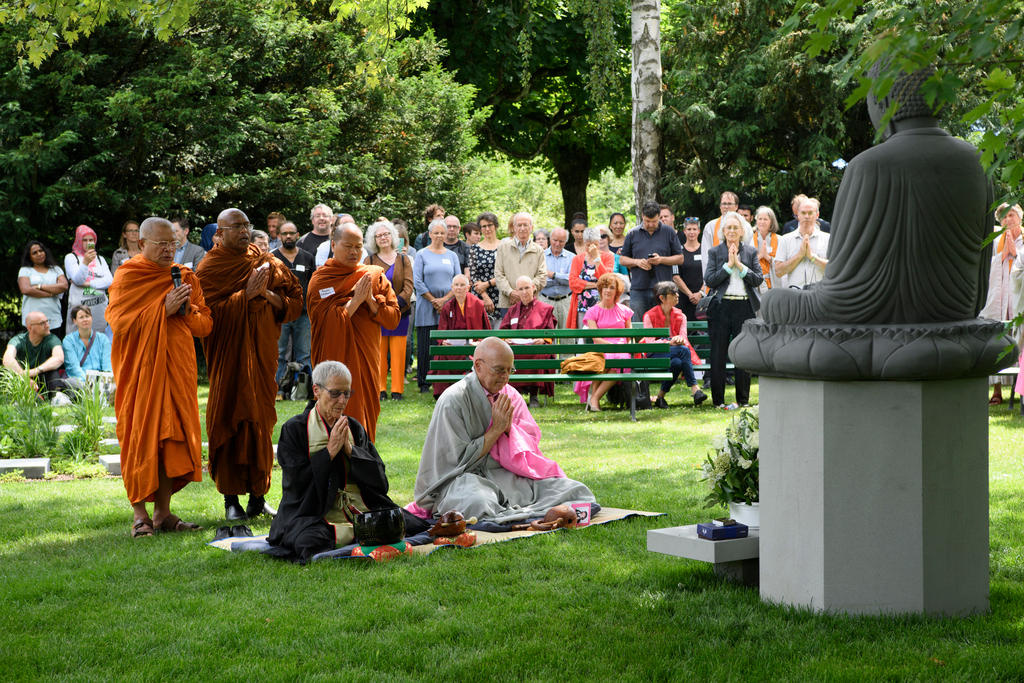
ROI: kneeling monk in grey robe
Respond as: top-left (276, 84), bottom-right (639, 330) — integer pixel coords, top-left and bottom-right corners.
top-left (408, 337), bottom-right (596, 524)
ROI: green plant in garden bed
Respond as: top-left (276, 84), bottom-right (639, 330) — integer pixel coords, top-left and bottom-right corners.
top-left (700, 405), bottom-right (759, 506)
top-left (58, 382), bottom-right (111, 461)
top-left (0, 368), bottom-right (57, 458)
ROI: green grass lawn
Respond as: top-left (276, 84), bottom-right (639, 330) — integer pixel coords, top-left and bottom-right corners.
top-left (2, 382), bottom-right (1024, 681)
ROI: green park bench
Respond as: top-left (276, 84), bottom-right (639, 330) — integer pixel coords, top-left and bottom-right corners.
top-left (428, 327), bottom-right (673, 421)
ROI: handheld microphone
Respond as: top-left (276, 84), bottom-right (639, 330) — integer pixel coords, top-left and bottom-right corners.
top-left (170, 265), bottom-right (187, 315)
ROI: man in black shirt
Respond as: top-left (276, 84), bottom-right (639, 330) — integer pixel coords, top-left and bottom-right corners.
top-left (619, 201), bottom-right (685, 321)
top-left (297, 203), bottom-right (334, 256)
top-left (273, 221), bottom-right (316, 399)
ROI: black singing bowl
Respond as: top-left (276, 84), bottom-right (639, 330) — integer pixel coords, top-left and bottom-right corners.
top-left (353, 507), bottom-right (406, 546)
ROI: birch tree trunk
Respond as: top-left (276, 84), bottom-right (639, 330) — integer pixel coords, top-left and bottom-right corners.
top-left (631, 0), bottom-right (662, 222)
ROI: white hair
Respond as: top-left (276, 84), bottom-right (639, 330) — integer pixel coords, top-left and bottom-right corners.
top-left (582, 227), bottom-right (601, 243)
top-left (310, 203), bottom-right (333, 219)
top-left (312, 360), bottom-right (351, 386)
top-left (364, 220), bottom-right (399, 255)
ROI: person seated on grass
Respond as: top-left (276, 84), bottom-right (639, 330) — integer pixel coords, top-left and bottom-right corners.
top-left (268, 360), bottom-right (429, 562)
top-left (408, 336), bottom-right (596, 525)
top-left (2, 311), bottom-right (69, 399)
top-left (61, 305), bottom-right (113, 392)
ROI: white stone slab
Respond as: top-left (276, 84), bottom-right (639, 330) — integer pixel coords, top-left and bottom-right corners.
top-left (56, 424), bottom-right (76, 434)
top-left (99, 454), bottom-right (120, 476)
top-left (102, 416), bottom-right (118, 424)
top-left (647, 525), bottom-right (759, 564)
top-left (0, 458), bottom-right (50, 478)
top-left (100, 438), bottom-right (119, 447)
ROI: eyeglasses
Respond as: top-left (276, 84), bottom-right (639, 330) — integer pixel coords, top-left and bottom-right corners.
top-left (318, 385), bottom-right (352, 399)
top-left (478, 359), bottom-right (515, 376)
top-left (147, 240), bottom-right (177, 251)
top-left (222, 223), bottom-right (253, 232)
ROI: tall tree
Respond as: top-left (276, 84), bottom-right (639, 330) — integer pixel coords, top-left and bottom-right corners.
top-left (631, 0), bottom-right (663, 220)
top-left (0, 0), bottom-right (481, 308)
top-left (417, 0), bottom-right (632, 227)
top-left (657, 0), bottom-right (874, 221)
top-left (795, 0), bottom-right (1024, 203)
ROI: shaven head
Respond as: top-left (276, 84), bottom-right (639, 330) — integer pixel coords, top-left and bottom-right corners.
top-left (331, 222), bottom-right (364, 267)
top-left (139, 217), bottom-right (176, 268)
top-left (472, 336), bottom-right (515, 395)
top-left (216, 208), bottom-right (252, 253)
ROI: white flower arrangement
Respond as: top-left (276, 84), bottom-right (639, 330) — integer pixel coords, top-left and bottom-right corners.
top-left (700, 406), bottom-right (759, 507)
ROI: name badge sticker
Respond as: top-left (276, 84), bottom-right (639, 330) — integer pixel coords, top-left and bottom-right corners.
top-left (694, 255), bottom-right (702, 261)
top-left (183, 262), bottom-right (193, 269)
top-left (296, 265), bottom-right (306, 272)
top-left (510, 318), bottom-right (519, 325)
top-left (441, 258), bottom-right (451, 266)
top-left (319, 286), bottom-right (335, 298)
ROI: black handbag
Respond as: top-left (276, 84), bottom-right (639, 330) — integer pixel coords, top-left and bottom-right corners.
top-left (695, 292), bottom-right (715, 320)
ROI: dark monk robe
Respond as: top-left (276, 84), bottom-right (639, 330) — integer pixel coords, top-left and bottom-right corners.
top-left (268, 408), bottom-right (402, 562)
top-left (108, 256), bottom-right (212, 505)
top-left (197, 244), bottom-right (303, 497)
top-left (432, 292), bottom-right (490, 398)
top-left (307, 259), bottom-right (400, 441)
top-left (499, 298), bottom-right (556, 398)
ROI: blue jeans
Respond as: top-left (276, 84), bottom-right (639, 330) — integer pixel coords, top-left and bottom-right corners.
top-left (276, 313), bottom-right (311, 385)
top-left (649, 346), bottom-right (696, 394)
top-left (629, 288), bottom-right (655, 322)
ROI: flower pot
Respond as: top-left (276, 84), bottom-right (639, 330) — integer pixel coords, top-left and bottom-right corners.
top-left (728, 501), bottom-right (760, 530)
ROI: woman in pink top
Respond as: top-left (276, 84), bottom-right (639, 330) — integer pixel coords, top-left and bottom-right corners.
top-left (575, 272), bottom-right (632, 412)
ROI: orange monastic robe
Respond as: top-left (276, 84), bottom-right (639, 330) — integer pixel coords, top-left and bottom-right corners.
top-left (197, 244), bottom-right (303, 496)
top-left (308, 258), bottom-right (401, 440)
top-left (107, 255), bottom-right (213, 505)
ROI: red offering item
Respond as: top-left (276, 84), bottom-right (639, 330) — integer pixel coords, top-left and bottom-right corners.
top-left (432, 532), bottom-right (476, 547)
top-left (351, 541), bottom-right (413, 561)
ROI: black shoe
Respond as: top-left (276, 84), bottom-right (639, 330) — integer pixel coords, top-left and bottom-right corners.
top-left (245, 495), bottom-right (276, 519)
top-left (213, 525), bottom-right (233, 541)
top-left (419, 385), bottom-right (430, 394)
top-left (230, 524), bottom-right (253, 538)
top-left (380, 391), bottom-right (388, 401)
top-left (225, 495), bottom-right (246, 521)
top-left (693, 389), bottom-right (708, 406)
top-left (391, 392), bottom-right (403, 400)
top-left (528, 397), bottom-right (541, 408)
top-left (654, 396), bottom-right (669, 409)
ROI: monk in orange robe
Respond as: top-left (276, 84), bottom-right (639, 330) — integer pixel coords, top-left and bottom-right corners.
top-left (308, 223), bottom-right (400, 440)
top-left (107, 217), bottom-right (213, 538)
top-left (197, 208), bottom-right (303, 521)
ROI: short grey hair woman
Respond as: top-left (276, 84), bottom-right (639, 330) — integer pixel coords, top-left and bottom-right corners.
top-left (312, 360), bottom-right (352, 387)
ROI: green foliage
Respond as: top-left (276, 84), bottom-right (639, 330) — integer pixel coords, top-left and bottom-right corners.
top-left (48, 459), bottom-right (109, 478)
top-left (0, 0), bottom-right (481, 298)
top-left (796, 0), bottom-right (1024, 205)
top-left (461, 157), bottom-right (635, 232)
top-left (58, 382), bottom-right (109, 461)
top-left (0, 369), bottom-right (58, 457)
top-left (700, 406), bottom-right (760, 506)
top-left (659, 0), bottom-right (875, 220)
top-left (416, 0), bottom-right (632, 224)
top-left (0, 469), bottom-right (27, 483)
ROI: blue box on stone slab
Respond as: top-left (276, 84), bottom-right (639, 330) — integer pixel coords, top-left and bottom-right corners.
top-left (697, 522), bottom-right (749, 540)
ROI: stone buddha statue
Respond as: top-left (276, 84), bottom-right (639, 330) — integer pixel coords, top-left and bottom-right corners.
top-left (730, 66), bottom-right (1015, 380)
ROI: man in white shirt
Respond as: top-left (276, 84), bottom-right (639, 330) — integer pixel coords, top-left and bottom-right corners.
top-left (774, 197), bottom-right (829, 289)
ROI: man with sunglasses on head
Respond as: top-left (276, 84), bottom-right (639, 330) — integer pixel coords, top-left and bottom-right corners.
top-left (408, 337), bottom-right (595, 525)
top-left (267, 360), bottom-right (428, 562)
top-left (197, 208), bottom-right (304, 522)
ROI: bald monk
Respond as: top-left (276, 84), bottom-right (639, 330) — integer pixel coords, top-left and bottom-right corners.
top-left (307, 223), bottom-right (401, 441)
top-left (409, 337), bottom-right (596, 524)
top-left (107, 217), bottom-right (213, 537)
top-left (197, 208), bottom-right (303, 521)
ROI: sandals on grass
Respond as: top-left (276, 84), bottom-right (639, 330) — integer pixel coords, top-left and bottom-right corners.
top-left (156, 514), bottom-right (202, 533)
top-left (131, 519), bottom-right (154, 538)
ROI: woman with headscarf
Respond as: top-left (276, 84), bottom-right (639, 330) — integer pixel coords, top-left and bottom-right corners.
top-left (200, 223), bottom-right (220, 251)
top-left (110, 220), bottom-right (141, 273)
top-left (64, 224), bottom-right (114, 337)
